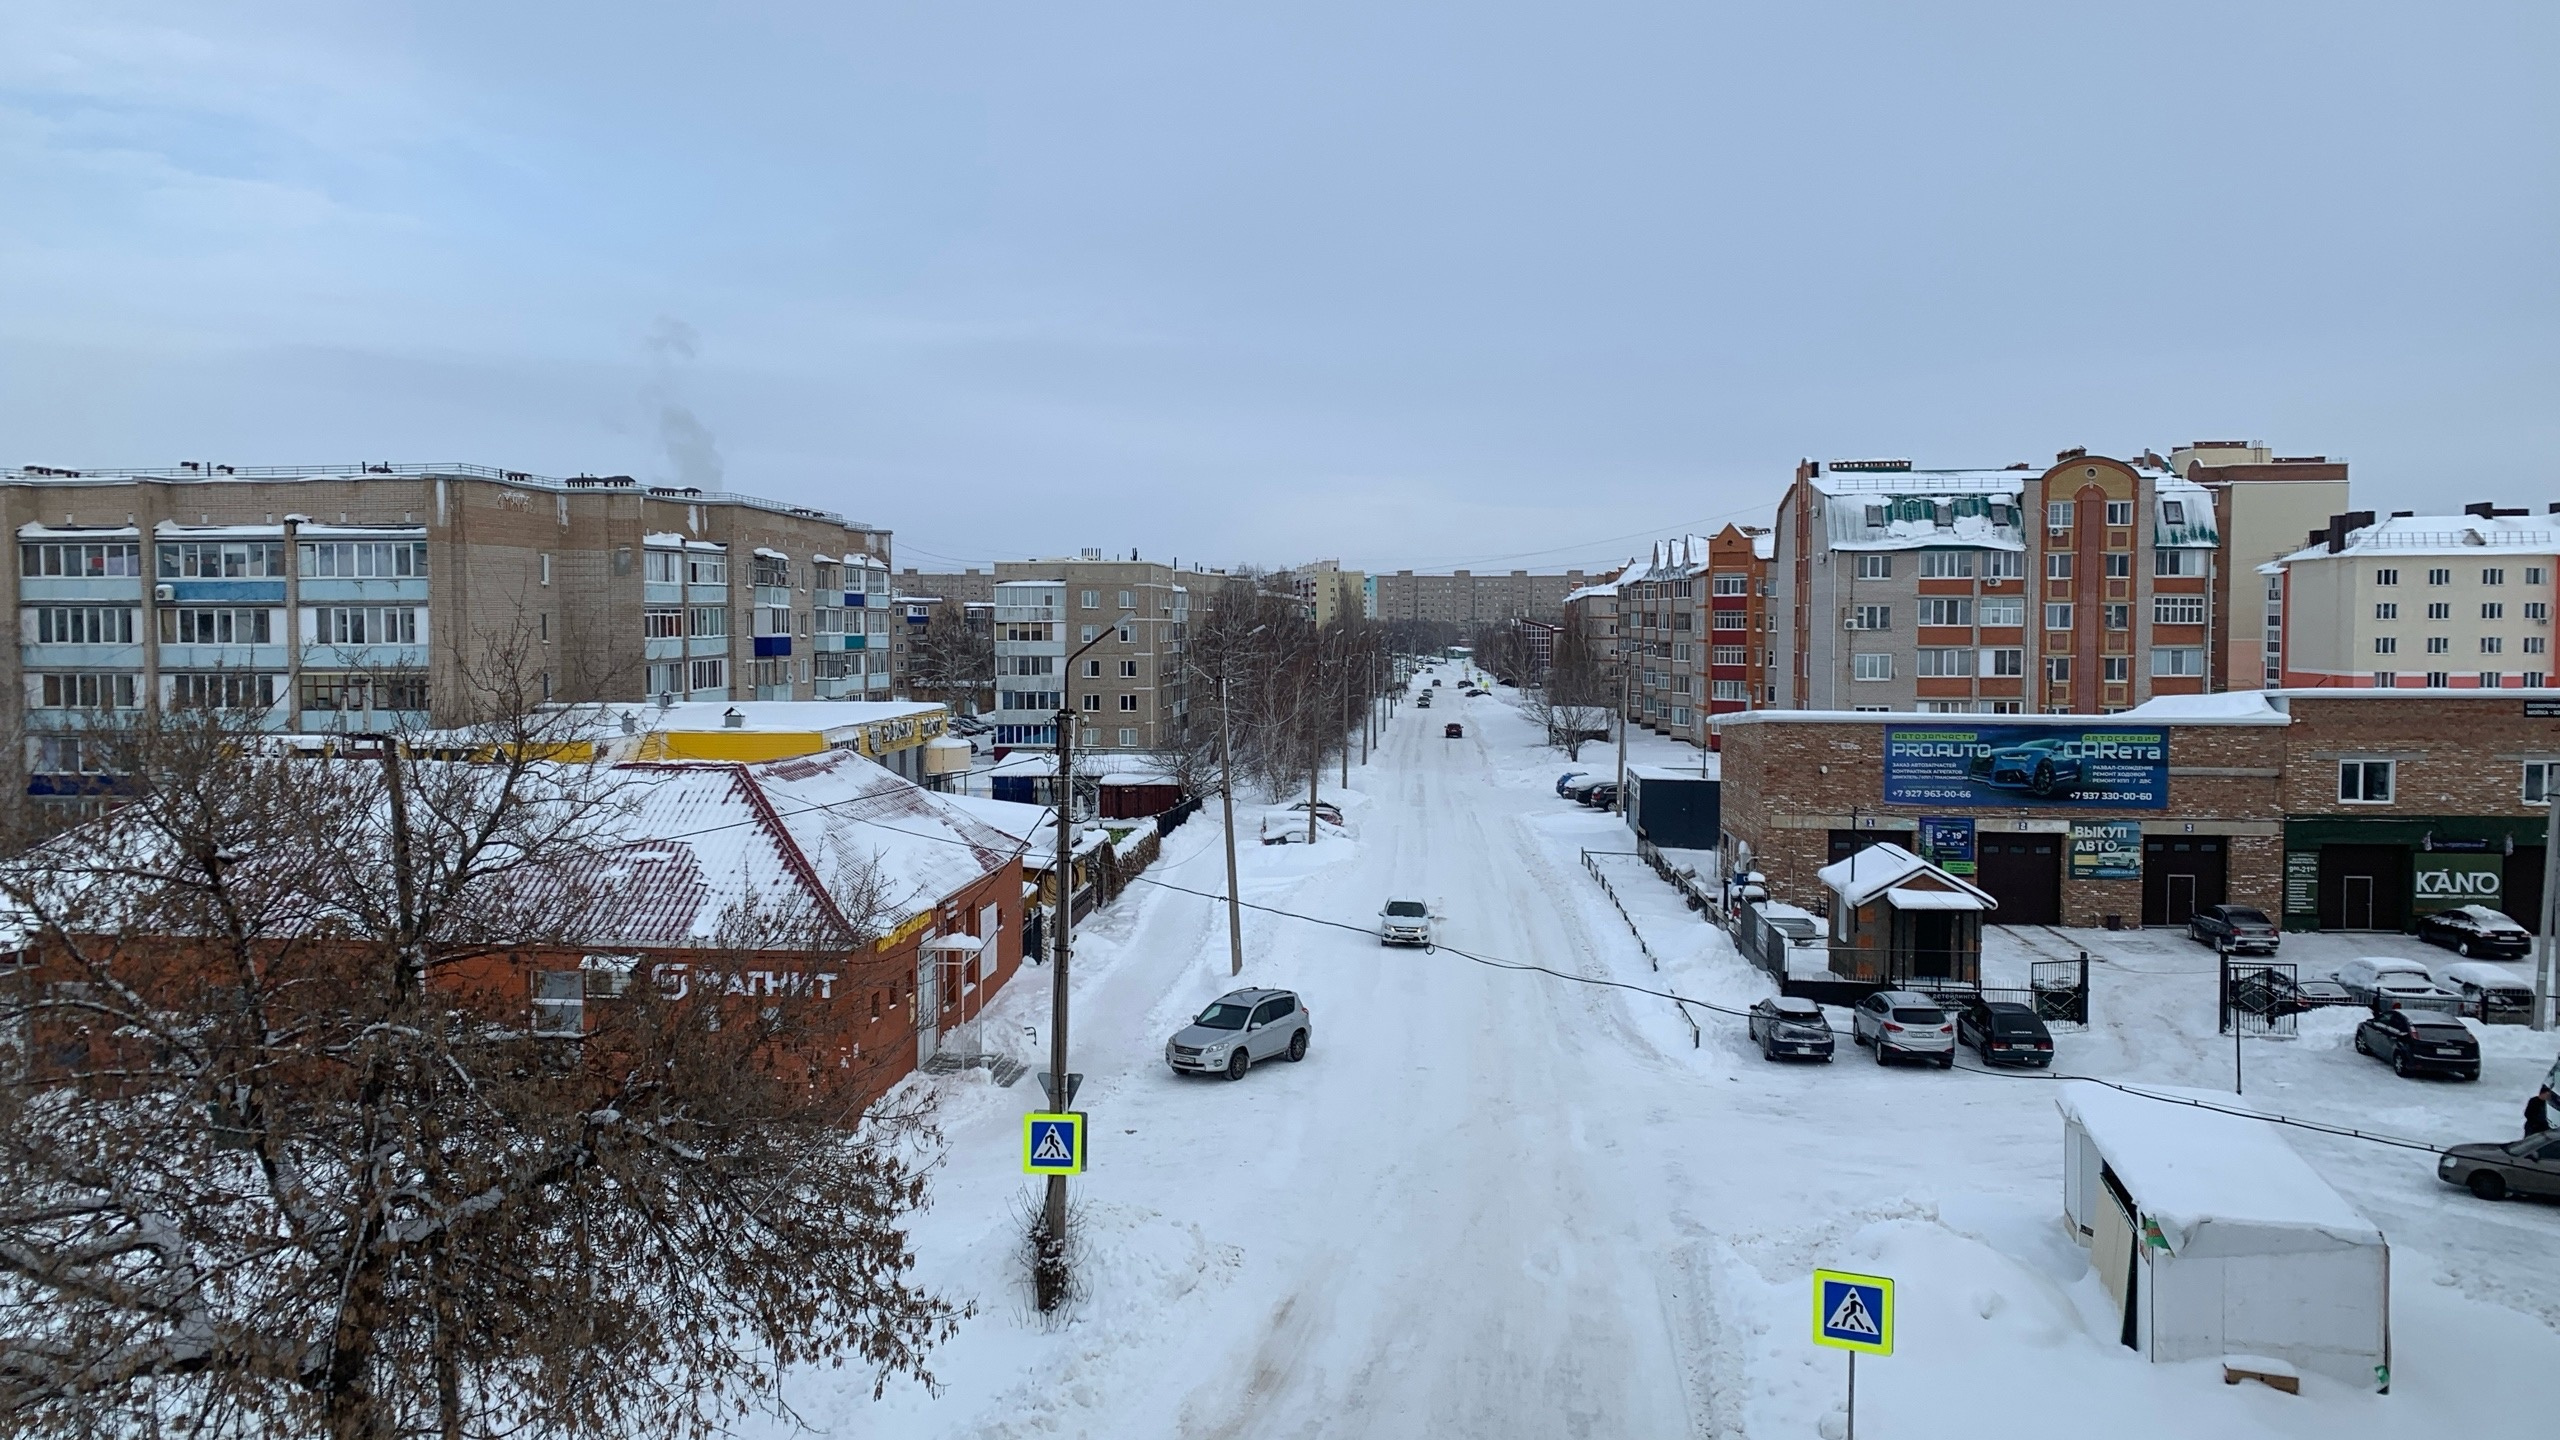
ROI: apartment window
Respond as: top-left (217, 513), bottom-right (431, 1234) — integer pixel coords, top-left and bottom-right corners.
top-left (156, 541), bottom-right (283, 579)
top-left (2104, 552), bottom-right (2132, 579)
top-left (1712, 610), bottom-right (1746, 630)
top-left (1850, 605), bottom-right (1890, 631)
top-left (1853, 653), bottom-right (1893, 682)
top-left (298, 541), bottom-right (429, 579)
top-left (1081, 694), bottom-right (1101, 711)
top-left (531, 971), bottom-right (584, 1036)
top-left (2103, 656), bottom-right (2130, 682)
top-left (34, 606), bottom-right (138, 644)
top-left (1917, 648), bottom-right (1970, 677)
top-left (1112, 589), bottom-right (1132, 611)
top-left (2046, 554), bottom-right (2073, 580)
top-left (27, 541), bottom-right (145, 577)
top-left (1853, 705), bottom-right (1891, 713)
top-left (639, 608), bottom-right (684, 640)
top-left (299, 671), bottom-right (428, 713)
top-left (2338, 760), bottom-right (2394, 803)
top-left (2427, 602), bottom-right (2451, 620)
top-left (1118, 727), bottom-right (1139, 746)
top-left (1712, 645), bottom-right (1747, 666)
top-left (1982, 647), bottom-right (2024, 678)
top-left (1917, 598), bottom-right (1972, 627)
top-left (2427, 568), bottom-right (2451, 586)
top-left (1987, 700), bottom-right (2022, 714)
top-left (2374, 568), bottom-right (2398, 587)
top-left (2044, 656), bottom-right (2071, 683)
top-left (2524, 762), bottom-right (2560, 805)
top-left (2160, 500), bottom-right (2186, 526)
top-left (2483, 568), bottom-right (2506, 586)
top-left (1918, 701), bottom-right (1972, 714)
top-left (644, 550), bottom-right (681, 584)
top-left (2481, 671), bottom-right (2505, 687)
top-left (2268, 578), bottom-right (2284, 602)
top-left (2425, 670), bottom-right (2450, 687)
top-left (2529, 602), bottom-right (2550, 621)
top-left (1918, 550), bottom-right (1974, 579)
top-left (2374, 602), bottom-right (2398, 621)
top-left (1862, 505), bottom-right (1888, 528)
top-left (646, 661), bottom-right (682, 695)
top-left (2372, 672), bottom-right (2397, 688)
top-left (1119, 659), bottom-right (1138, 678)
top-left (2150, 647), bottom-right (2204, 677)
top-left (2154, 549), bottom-right (2202, 577)
top-left (1854, 554), bottom-right (1891, 579)
top-left (539, 554), bottom-right (552, 587)
top-left (2103, 604), bottom-right (2129, 631)
top-left (2483, 602), bottom-right (2507, 621)
top-left (2528, 637), bottom-right (2548, 655)
top-left (1983, 551), bottom-right (2023, 580)
top-left (1082, 658), bottom-right (1101, 678)
top-left (1711, 680), bottom-right (1749, 701)
top-left (311, 606), bottom-right (421, 645)
top-left (35, 673), bottom-right (140, 709)
top-left (1000, 656), bottom-right (1056, 677)
top-left (2373, 636), bottom-right (2398, 655)
top-left (690, 657), bottom-right (728, 692)
top-left (2426, 636), bottom-right (2451, 654)
top-left (2481, 636), bottom-right (2505, 655)
top-left (1080, 624), bottom-right (1098, 644)
top-left (2153, 595), bottom-right (2205, 626)
top-left (2044, 603), bottom-right (2073, 631)
top-left (169, 672), bottom-right (279, 709)
top-left (2105, 500), bottom-right (2133, 527)
top-left (2529, 567), bottom-right (2548, 586)
top-left (1116, 623), bottom-right (1134, 643)
top-left (1712, 574), bottom-right (1749, 595)
top-left (1118, 694), bottom-right (1138, 711)
top-left (752, 605), bottom-right (791, 638)
top-left (2046, 501), bottom-right (2074, 530)
top-left (749, 555), bottom-right (789, 589)
top-left (686, 606), bottom-right (727, 638)
top-left (1978, 597), bottom-right (2023, 627)
top-left (2530, 670), bottom-right (2550, 686)
top-left (686, 553), bottom-right (727, 586)
top-left (1080, 589), bottom-right (1099, 610)
top-left (160, 607), bottom-right (273, 645)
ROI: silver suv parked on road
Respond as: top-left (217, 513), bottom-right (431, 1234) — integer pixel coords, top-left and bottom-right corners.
top-left (1166, 988), bottom-right (1311, 1080)
top-left (1850, 990), bottom-right (1955, 1067)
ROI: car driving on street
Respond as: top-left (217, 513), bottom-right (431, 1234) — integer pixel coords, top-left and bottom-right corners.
top-left (1851, 990), bottom-right (1955, 1067)
top-left (2351, 1007), bottom-right (2480, 1080)
top-left (1166, 989), bottom-right (1312, 1080)
top-left (1379, 899), bottom-right (1432, 947)
top-left (2417, 904), bottom-right (2534, 959)
top-left (2187, 904), bottom-right (2281, 954)
top-left (1444, 722), bottom-right (1463, 738)
top-left (2438, 1132), bottom-right (2560, 1201)
top-left (1748, 996), bottom-right (1835, 1062)
top-left (1955, 998), bottom-right (2055, 1067)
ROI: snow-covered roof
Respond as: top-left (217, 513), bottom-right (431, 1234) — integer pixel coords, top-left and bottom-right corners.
top-left (2113, 691), bottom-right (2287, 723)
top-left (1815, 842), bottom-right (1995, 909)
top-left (1750, 532), bottom-right (1776, 562)
top-left (1804, 467), bottom-right (2028, 499)
top-left (2055, 1083), bottom-right (2383, 1255)
top-left (1810, 479), bottom-right (2029, 555)
top-left (556, 700), bottom-right (944, 741)
top-left (644, 531), bottom-right (689, 547)
top-left (1718, 702), bottom-right (2288, 728)
top-left (1562, 582), bottom-right (1620, 604)
top-left (1627, 761), bottom-right (1719, 782)
top-left (753, 546), bottom-right (790, 561)
top-left (2278, 511), bottom-right (2560, 565)
top-left (2153, 477), bottom-right (2221, 549)
top-left (18, 524), bottom-right (140, 539)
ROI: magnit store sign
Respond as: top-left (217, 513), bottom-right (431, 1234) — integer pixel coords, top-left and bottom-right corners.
top-left (2411, 852), bottom-right (2503, 915)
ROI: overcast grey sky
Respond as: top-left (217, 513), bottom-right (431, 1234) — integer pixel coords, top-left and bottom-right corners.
top-left (2, 3), bottom-right (2553, 573)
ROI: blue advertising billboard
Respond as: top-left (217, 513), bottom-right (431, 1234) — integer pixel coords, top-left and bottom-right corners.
top-left (1883, 726), bottom-right (2169, 809)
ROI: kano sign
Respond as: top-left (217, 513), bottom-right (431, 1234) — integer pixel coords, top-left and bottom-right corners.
top-left (2411, 853), bottom-right (2503, 915)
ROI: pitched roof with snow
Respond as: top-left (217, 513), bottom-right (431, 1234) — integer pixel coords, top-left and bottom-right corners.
top-left (1815, 842), bottom-right (1995, 909)
top-left (2278, 511), bottom-right (2560, 565)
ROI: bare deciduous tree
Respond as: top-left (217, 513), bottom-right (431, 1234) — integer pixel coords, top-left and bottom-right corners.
top-left (0, 660), bottom-right (960, 1439)
top-left (902, 602), bottom-right (993, 714)
top-left (1518, 623), bottom-right (1617, 761)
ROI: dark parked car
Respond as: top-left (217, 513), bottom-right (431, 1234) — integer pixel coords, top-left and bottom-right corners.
top-left (2188, 904), bottom-right (2281, 955)
top-left (1581, 783), bottom-right (1619, 809)
top-left (2351, 1008), bottom-right (2480, 1080)
top-left (1965, 736), bottom-right (2084, 798)
top-left (2438, 1132), bottom-right (2560, 1201)
top-left (1555, 770), bottom-right (1588, 796)
top-left (2226, 966), bottom-right (2352, 1019)
top-left (1748, 996), bottom-right (1835, 1062)
top-left (1443, 722), bottom-right (1464, 739)
top-left (1287, 799), bottom-right (1346, 826)
top-left (1956, 998), bottom-right (2055, 1067)
top-left (2417, 905), bottom-right (2534, 960)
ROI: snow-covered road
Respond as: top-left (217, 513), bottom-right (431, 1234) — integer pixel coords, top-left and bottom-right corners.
top-left (757, 674), bottom-right (2560, 1440)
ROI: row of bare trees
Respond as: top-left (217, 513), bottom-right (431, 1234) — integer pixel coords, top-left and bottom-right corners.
top-left (0, 653), bottom-right (961, 1439)
top-left (1168, 584), bottom-right (1394, 831)
top-left (1473, 621), bottom-right (1621, 762)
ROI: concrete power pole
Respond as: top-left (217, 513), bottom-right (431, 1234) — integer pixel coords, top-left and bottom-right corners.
top-left (2538, 786), bottom-right (2559, 1032)
top-left (1219, 671), bottom-right (1244, 977)
top-left (1040, 691), bottom-right (1075, 1295)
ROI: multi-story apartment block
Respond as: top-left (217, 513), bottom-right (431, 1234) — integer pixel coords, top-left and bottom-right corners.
top-left (1561, 572), bottom-right (1624, 682)
top-left (2270, 505), bottom-right (2560, 691)
top-left (1773, 452), bottom-right (2224, 715)
top-left (1703, 524), bottom-right (1774, 718)
top-left (1373, 568), bottom-right (1598, 626)
top-left (1289, 561), bottom-right (1375, 629)
top-left (1614, 536), bottom-right (1708, 744)
top-left (9, 462), bottom-right (890, 788)
top-left (986, 553), bottom-right (1189, 751)
top-left (2169, 442), bottom-right (2350, 689)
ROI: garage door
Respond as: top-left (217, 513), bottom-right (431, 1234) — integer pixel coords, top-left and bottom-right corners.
top-left (1976, 836), bottom-right (2061, 926)
top-left (2142, 837), bottom-right (2228, 927)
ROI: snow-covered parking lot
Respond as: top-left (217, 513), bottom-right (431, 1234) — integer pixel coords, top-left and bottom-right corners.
top-left (753, 676), bottom-right (2560, 1439)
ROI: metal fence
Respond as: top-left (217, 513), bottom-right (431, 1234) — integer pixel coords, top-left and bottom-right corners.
top-left (1579, 849), bottom-right (1700, 1048)
top-left (2219, 959), bottom-right (2300, 1039)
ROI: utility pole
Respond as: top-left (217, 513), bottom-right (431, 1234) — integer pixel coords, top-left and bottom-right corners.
top-left (1038, 615), bottom-right (1131, 1307)
top-left (1614, 642), bottom-right (1631, 815)
top-left (1218, 670), bottom-right (1243, 976)
top-left (2538, 785), bottom-right (2559, 1032)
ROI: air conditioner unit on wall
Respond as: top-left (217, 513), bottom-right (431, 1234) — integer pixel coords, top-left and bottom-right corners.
top-left (153, 585), bottom-right (174, 602)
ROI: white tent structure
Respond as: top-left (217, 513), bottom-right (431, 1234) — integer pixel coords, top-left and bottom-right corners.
top-left (2057, 1083), bottom-right (2390, 1390)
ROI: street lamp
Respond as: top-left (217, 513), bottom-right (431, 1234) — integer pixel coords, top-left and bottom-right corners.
top-left (1038, 612), bottom-right (1134, 1309)
top-left (1186, 622), bottom-right (1265, 979)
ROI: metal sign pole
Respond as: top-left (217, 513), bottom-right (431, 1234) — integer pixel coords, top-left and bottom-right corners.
top-left (1846, 1351), bottom-right (1856, 1440)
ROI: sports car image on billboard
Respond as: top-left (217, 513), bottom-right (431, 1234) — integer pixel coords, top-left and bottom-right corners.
top-left (1883, 726), bottom-right (2168, 808)
top-left (1967, 736), bottom-right (2086, 798)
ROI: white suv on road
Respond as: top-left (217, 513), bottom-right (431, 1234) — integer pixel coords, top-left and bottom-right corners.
top-left (1851, 990), bottom-right (1955, 1067)
top-left (1380, 899), bottom-right (1432, 947)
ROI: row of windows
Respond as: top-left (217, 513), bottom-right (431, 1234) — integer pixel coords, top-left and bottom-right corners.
top-left (1862, 498), bottom-right (2014, 528)
top-left (1852, 551), bottom-right (2027, 581)
top-left (2374, 566), bottom-right (2546, 587)
top-left (2374, 601), bottom-right (2546, 621)
top-left (297, 542), bottom-right (428, 579)
top-left (298, 672), bottom-right (431, 711)
top-left (1857, 648), bottom-right (2206, 682)
top-left (642, 658), bottom-right (736, 696)
top-left (2372, 672), bottom-right (2547, 689)
top-left (1075, 693), bottom-right (1145, 711)
top-left (2375, 636), bottom-right (2547, 656)
top-left (20, 540), bottom-right (437, 581)
top-left (642, 550), bottom-right (730, 586)
top-left (29, 670), bottom-right (448, 713)
top-left (23, 542), bottom-right (145, 578)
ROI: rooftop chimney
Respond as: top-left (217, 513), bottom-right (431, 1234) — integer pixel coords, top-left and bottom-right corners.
top-left (2056, 447), bottom-right (2087, 463)
top-left (2465, 502), bottom-right (2498, 519)
top-left (722, 707), bottom-right (744, 729)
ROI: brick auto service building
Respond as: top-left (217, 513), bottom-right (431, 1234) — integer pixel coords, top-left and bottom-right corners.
top-left (1715, 693), bottom-right (2560, 933)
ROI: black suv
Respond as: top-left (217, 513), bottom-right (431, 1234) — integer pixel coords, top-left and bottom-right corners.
top-left (1956, 998), bottom-right (2055, 1067)
top-left (2187, 904), bottom-right (2280, 955)
top-left (2352, 1008), bottom-right (2480, 1081)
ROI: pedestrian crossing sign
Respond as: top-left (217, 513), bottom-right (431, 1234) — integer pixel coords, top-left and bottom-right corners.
top-left (1812, 1269), bottom-right (1894, 1355)
top-left (1023, 1111), bottom-right (1086, 1176)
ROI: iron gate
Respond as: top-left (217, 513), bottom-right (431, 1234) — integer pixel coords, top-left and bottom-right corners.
top-left (2220, 958), bottom-right (2300, 1039)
